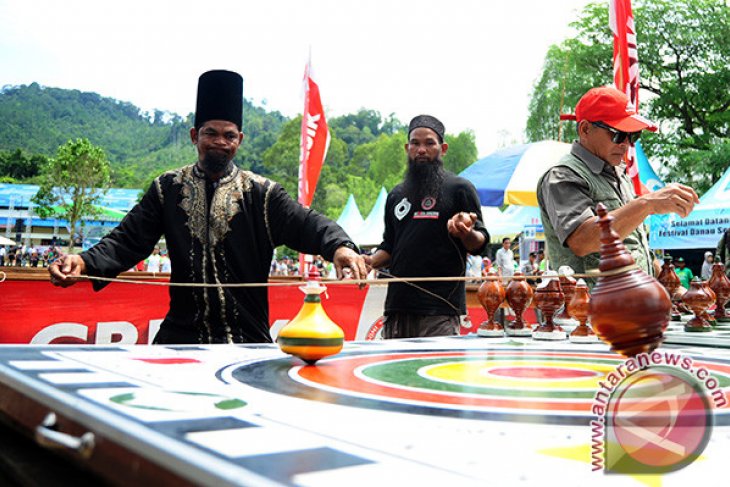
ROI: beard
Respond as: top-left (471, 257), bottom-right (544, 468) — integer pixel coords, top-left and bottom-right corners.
top-left (201, 150), bottom-right (232, 174)
top-left (402, 156), bottom-right (446, 204)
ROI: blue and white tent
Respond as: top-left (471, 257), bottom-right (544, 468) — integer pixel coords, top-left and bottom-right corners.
top-left (650, 166), bottom-right (730, 250)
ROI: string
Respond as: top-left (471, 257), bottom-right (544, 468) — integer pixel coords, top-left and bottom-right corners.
top-left (57, 265), bottom-right (640, 288)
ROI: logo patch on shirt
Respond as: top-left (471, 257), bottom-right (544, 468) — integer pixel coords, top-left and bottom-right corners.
top-left (421, 196), bottom-right (437, 210)
top-left (413, 211), bottom-right (439, 219)
top-left (394, 198), bottom-right (411, 220)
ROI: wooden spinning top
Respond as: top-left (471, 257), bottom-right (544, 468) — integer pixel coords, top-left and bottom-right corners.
top-left (554, 266), bottom-right (579, 328)
top-left (277, 282), bottom-right (344, 364)
top-left (682, 278), bottom-right (714, 332)
top-left (588, 204), bottom-right (671, 357)
top-left (567, 279), bottom-right (598, 343)
top-left (709, 260), bottom-right (730, 322)
top-left (532, 271), bottom-right (566, 341)
top-left (701, 281), bottom-right (717, 326)
top-left (477, 269), bottom-right (506, 337)
top-left (656, 256), bottom-right (682, 321)
top-left (505, 271), bottom-right (533, 337)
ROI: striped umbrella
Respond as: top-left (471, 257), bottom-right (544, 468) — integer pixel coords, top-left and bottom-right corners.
top-left (460, 141), bottom-right (572, 207)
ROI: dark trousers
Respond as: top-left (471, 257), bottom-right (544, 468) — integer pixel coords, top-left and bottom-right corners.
top-left (383, 313), bottom-right (460, 339)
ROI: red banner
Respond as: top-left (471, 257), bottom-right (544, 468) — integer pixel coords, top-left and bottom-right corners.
top-left (0, 279), bottom-right (370, 344)
top-left (610, 0), bottom-right (644, 195)
top-left (298, 61), bottom-right (330, 208)
top-left (0, 277), bottom-right (495, 345)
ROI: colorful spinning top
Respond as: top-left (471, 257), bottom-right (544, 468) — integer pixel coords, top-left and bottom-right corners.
top-left (277, 282), bottom-right (344, 364)
top-left (589, 204), bottom-right (671, 358)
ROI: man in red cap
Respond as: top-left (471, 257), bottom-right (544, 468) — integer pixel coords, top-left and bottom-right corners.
top-left (537, 86), bottom-right (699, 280)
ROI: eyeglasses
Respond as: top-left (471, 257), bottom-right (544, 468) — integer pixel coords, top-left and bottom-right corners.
top-left (591, 121), bottom-right (641, 145)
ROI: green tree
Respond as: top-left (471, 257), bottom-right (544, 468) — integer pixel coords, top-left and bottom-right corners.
top-left (0, 148), bottom-right (46, 180)
top-left (367, 132), bottom-right (408, 189)
top-left (444, 130), bottom-right (478, 174)
top-left (526, 0), bottom-right (730, 194)
top-left (32, 138), bottom-right (112, 252)
top-left (261, 117), bottom-right (302, 197)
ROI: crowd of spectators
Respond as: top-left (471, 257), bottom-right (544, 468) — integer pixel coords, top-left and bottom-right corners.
top-left (269, 255), bottom-right (339, 279)
top-left (128, 245), bottom-right (172, 273)
top-left (0, 244), bottom-right (61, 268)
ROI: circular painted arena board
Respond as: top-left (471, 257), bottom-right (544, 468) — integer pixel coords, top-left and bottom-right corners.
top-left (228, 347), bottom-right (730, 425)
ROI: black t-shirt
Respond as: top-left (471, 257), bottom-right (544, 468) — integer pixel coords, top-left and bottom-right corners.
top-left (378, 173), bottom-right (489, 315)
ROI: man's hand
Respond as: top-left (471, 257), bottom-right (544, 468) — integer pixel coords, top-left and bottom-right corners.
top-left (640, 183), bottom-right (699, 218)
top-left (333, 246), bottom-right (368, 283)
top-left (447, 212), bottom-right (477, 238)
top-left (48, 254), bottom-right (86, 288)
top-left (447, 212), bottom-right (485, 252)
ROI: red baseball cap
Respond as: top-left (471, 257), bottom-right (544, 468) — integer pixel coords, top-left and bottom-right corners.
top-left (564, 86), bottom-right (658, 133)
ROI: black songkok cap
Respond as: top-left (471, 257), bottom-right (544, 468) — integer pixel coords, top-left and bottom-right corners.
top-left (408, 114), bottom-right (445, 143)
top-left (194, 70), bottom-right (243, 130)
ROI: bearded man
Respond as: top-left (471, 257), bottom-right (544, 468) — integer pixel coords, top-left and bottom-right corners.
top-left (365, 115), bottom-right (489, 339)
top-left (49, 70), bottom-right (366, 344)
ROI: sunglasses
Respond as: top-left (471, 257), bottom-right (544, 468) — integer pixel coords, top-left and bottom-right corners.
top-left (591, 121), bottom-right (641, 145)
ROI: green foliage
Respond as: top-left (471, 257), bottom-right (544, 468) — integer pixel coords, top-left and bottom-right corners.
top-left (261, 117), bottom-right (301, 197)
top-left (526, 0), bottom-right (730, 194)
top-left (367, 132), bottom-right (408, 188)
top-left (444, 130), bottom-right (478, 174)
top-left (0, 148), bottom-right (46, 180)
top-left (1, 82), bottom-right (482, 223)
top-left (525, 3), bottom-right (612, 142)
top-left (0, 84), bottom-right (285, 188)
top-left (32, 138), bottom-right (111, 252)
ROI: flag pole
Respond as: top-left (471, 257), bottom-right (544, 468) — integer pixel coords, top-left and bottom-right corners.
top-left (297, 49), bottom-right (331, 279)
top-left (610, 0), bottom-right (644, 195)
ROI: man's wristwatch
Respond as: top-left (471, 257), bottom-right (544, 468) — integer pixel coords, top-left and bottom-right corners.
top-left (338, 241), bottom-right (359, 253)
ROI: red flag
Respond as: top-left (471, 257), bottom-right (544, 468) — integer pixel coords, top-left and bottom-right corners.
top-left (610, 0), bottom-right (644, 195)
top-left (298, 61), bottom-right (331, 208)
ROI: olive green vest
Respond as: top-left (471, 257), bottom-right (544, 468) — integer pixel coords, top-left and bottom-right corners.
top-left (538, 153), bottom-right (653, 284)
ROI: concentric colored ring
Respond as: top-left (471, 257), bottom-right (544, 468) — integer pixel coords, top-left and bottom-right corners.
top-left (228, 348), bottom-right (730, 425)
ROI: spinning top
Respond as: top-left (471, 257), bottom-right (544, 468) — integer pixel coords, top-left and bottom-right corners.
top-left (277, 282), bottom-right (344, 364)
top-left (477, 269), bottom-right (506, 337)
top-left (554, 266), bottom-right (579, 329)
top-left (701, 281), bottom-right (717, 326)
top-left (709, 259), bottom-right (730, 322)
top-left (567, 279), bottom-right (598, 343)
top-left (682, 278), bottom-right (714, 332)
top-left (532, 271), bottom-right (566, 341)
top-left (505, 271), bottom-right (533, 337)
top-left (589, 204), bottom-right (671, 358)
top-left (656, 256), bottom-right (682, 321)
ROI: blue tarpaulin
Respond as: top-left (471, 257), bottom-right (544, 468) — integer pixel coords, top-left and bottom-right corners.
top-left (649, 166), bottom-right (730, 250)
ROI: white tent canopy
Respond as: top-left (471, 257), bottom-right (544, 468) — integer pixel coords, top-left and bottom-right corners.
top-left (0, 235), bottom-right (16, 246)
top-left (347, 187), bottom-right (388, 248)
top-left (336, 194), bottom-right (365, 239)
top-left (484, 205), bottom-right (542, 243)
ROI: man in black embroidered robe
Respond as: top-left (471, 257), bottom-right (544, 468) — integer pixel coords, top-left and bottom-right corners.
top-left (49, 70), bottom-right (365, 344)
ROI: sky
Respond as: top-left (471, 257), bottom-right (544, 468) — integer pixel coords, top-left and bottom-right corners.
top-left (0, 0), bottom-right (597, 158)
